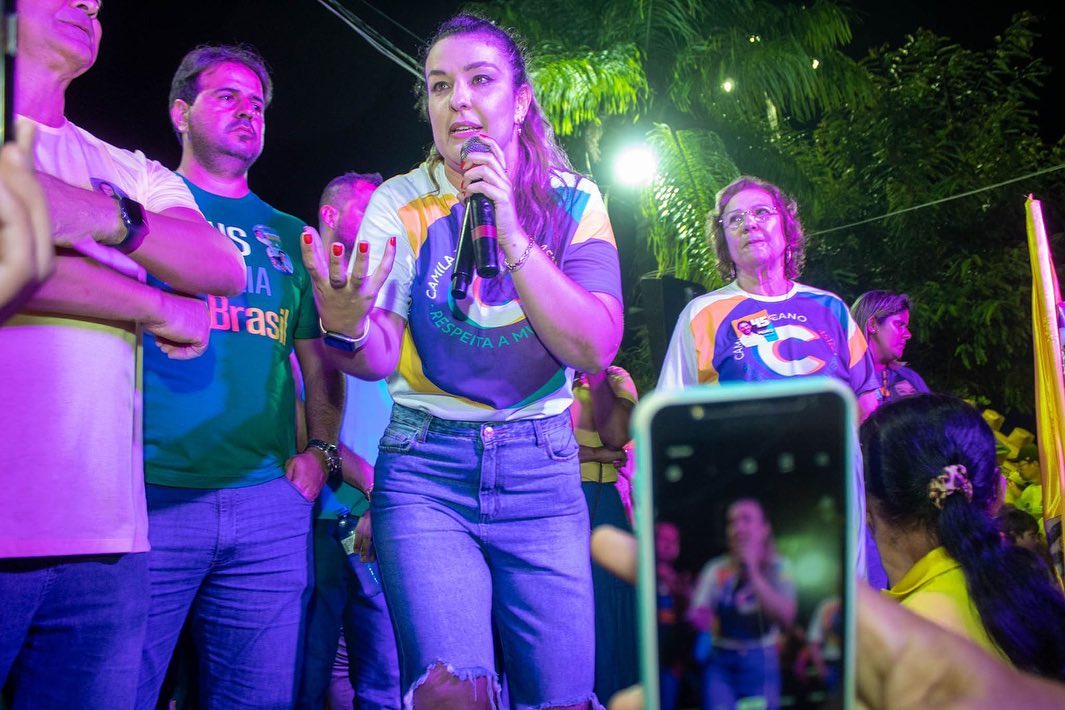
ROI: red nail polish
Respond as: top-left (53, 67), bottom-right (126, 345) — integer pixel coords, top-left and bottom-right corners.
top-left (359, 242), bottom-right (369, 254)
top-left (332, 243), bottom-right (343, 257)
top-left (302, 232), bottom-right (312, 245)
top-left (389, 236), bottom-right (397, 247)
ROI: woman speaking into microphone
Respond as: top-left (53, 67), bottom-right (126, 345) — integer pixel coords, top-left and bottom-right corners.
top-left (301, 13), bottom-right (623, 709)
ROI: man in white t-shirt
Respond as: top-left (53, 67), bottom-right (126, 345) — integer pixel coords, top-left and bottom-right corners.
top-left (0, 2), bottom-right (244, 707)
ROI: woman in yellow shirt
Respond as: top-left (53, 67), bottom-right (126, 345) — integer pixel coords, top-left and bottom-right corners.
top-left (860, 394), bottom-right (1065, 679)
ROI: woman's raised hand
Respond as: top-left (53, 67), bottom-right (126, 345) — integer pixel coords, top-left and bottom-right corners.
top-left (299, 226), bottom-right (397, 338)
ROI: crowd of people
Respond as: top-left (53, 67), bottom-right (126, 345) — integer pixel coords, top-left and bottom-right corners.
top-left (1, 3), bottom-right (1063, 710)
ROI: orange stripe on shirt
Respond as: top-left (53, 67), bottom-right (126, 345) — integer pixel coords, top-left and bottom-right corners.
top-left (397, 195), bottom-right (455, 253)
top-left (847, 321), bottom-right (869, 368)
top-left (689, 294), bottom-right (747, 385)
top-left (571, 206), bottom-right (617, 247)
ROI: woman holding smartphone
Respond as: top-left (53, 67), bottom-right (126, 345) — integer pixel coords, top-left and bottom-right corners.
top-left (301, 13), bottom-right (623, 709)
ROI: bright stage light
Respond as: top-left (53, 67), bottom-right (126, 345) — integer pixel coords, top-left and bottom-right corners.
top-left (613, 144), bottom-right (657, 187)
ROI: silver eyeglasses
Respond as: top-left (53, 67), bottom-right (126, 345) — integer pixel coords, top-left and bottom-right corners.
top-left (719, 206), bottom-right (779, 231)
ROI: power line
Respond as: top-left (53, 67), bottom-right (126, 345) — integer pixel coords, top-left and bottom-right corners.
top-left (351, 0), bottom-right (424, 44)
top-left (807, 163), bottom-right (1065, 237)
top-left (315, 0), bottom-right (421, 79)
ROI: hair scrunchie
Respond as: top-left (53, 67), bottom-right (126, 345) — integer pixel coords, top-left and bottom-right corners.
top-left (928, 464), bottom-right (974, 510)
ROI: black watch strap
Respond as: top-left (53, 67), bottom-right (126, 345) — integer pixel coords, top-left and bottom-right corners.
top-left (113, 192), bottom-right (149, 254)
top-left (306, 439), bottom-right (342, 481)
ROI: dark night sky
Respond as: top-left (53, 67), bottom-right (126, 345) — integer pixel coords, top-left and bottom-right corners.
top-left (66, 0), bottom-right (1064, 227)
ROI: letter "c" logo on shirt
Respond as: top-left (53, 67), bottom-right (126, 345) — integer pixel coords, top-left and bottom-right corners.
top-left (756, 324), bottom-right (825, 376)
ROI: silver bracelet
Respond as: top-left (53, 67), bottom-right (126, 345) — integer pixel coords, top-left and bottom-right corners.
top-left (504, 239), bottom-right (535, 273)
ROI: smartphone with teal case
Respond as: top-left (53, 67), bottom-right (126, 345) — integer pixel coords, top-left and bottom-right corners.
top-left (633, 379), bottom-right (856, 710)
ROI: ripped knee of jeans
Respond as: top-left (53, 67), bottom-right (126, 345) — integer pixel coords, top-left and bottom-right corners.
top-left (405, 661), bottom-right (502, 710)
top-left (529, 694), bottom-right (604, 710)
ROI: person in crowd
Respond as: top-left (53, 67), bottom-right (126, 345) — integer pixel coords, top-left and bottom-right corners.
top-left (571, 365), bottom-right (639, 701)
top-left (298, 171), bottom-right (401, 710)
top-left (300, 13), bottom-right (623, 708)
top-left (997, 505), bottom-right (1044, 553)
top-left (135, 44), bottom-right (343, 708)
top-left (0, 3), bottom-right (244, 706)
top-left (654, 522), bottom-right (694, 710)
top-left (658, 175), bottom-right (878, 415)
top-left (996, 505), bottom-right (1056, 576)
top-left (861, 393), bottom-right (1065, 679)
top-left (798, 595), bottom-right (843, 693)
top-left (851, 290), bottom-right (930, 403)
top-left (688, 498), bottom-right (797, 709)
top-left (590, 525), bottom-right (1065, 710)
top-left (657, 175), bottom-right (883, 583)
top-left (0, 126), bottom-right (53, 324)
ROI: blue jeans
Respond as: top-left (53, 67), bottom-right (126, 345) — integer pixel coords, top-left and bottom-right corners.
top-left (135, 477), bottom-right (312, 709)
top-left (372, 405), bottom-right (598, 709)
top-left (299, 518), bottom-right (401, 709)
top-left (0, 552), bottom-right (148, 709)
top-left (701, 645), bottom-right (780, 710)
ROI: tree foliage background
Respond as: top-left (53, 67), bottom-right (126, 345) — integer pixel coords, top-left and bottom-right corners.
top-left (471, 0), bottom-right (1065, 413)
top-left (795, 12), bottom-right (1065, 412)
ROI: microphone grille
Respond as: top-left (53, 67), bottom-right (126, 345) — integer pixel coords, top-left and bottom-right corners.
top-left (460, 137), bottom-right (491, 161)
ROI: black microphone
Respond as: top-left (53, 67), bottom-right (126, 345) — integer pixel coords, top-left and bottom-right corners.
top-left (451, 204), bottom-right (475, 300)
top-left (459, 137), bottom-right (500, 279)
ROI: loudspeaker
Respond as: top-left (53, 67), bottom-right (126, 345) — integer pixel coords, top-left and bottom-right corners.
top-left (640, 275), bottom-right (707, 376)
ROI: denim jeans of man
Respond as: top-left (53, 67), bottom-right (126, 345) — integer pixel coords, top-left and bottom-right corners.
top-left (372, 405), bottom-right (599, 710)
top-left (135, 477), bottom-right (312, 710)
top-left (0, 552), bottom-right (148, 709)
top-left (298, 517), bottom-right (401, 709)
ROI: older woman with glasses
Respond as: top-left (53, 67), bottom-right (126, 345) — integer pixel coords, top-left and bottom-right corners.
top-left (658, 175), bottom-right (879, 419)
top-left (659, 176), bottom-right (886, 587)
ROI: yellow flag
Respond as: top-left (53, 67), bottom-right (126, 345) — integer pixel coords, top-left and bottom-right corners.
top-left (1026, 195), bottom-right (1065, 576)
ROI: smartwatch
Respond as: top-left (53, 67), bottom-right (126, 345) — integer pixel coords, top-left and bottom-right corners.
top-left (320, 319), bottom-right (371, 353)
top-left (113, 193), bottom-right (150, 254)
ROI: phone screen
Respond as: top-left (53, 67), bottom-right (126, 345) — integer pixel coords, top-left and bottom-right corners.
top-left (1, 1), bottom-right (14, 144)
top-left (639, 382), bottom-right (852, 710)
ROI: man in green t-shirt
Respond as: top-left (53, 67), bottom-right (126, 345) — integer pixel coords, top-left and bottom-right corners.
top-left (136, 45), bottom-right (344, 709)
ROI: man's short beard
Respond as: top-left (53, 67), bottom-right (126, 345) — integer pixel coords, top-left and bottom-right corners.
top-left (187, 130), bottom-right (261, 175)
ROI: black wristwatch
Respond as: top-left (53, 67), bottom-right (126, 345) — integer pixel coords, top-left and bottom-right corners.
top-left (114, 193), bottom-right (150, 254)
top-left (306, 439), bottom-right (342, 481)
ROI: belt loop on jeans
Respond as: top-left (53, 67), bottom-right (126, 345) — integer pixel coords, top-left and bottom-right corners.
top-left (532, 417), bottom-right (545, 447)
top-left (416, 409), bottom-right (432, 443)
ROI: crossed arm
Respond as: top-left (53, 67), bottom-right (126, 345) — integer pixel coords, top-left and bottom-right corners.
top-left (21, 173), bottom-right (245, 357)
top-left (37, 173), bottom-right (245, 296)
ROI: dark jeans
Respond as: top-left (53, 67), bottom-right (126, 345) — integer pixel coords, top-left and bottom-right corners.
top-left (135, 478), bottom-right (312, 710)
top-left (0, 552), bottom-right (149, 709)
top-left (299, 518), bottom-right (400, 709)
